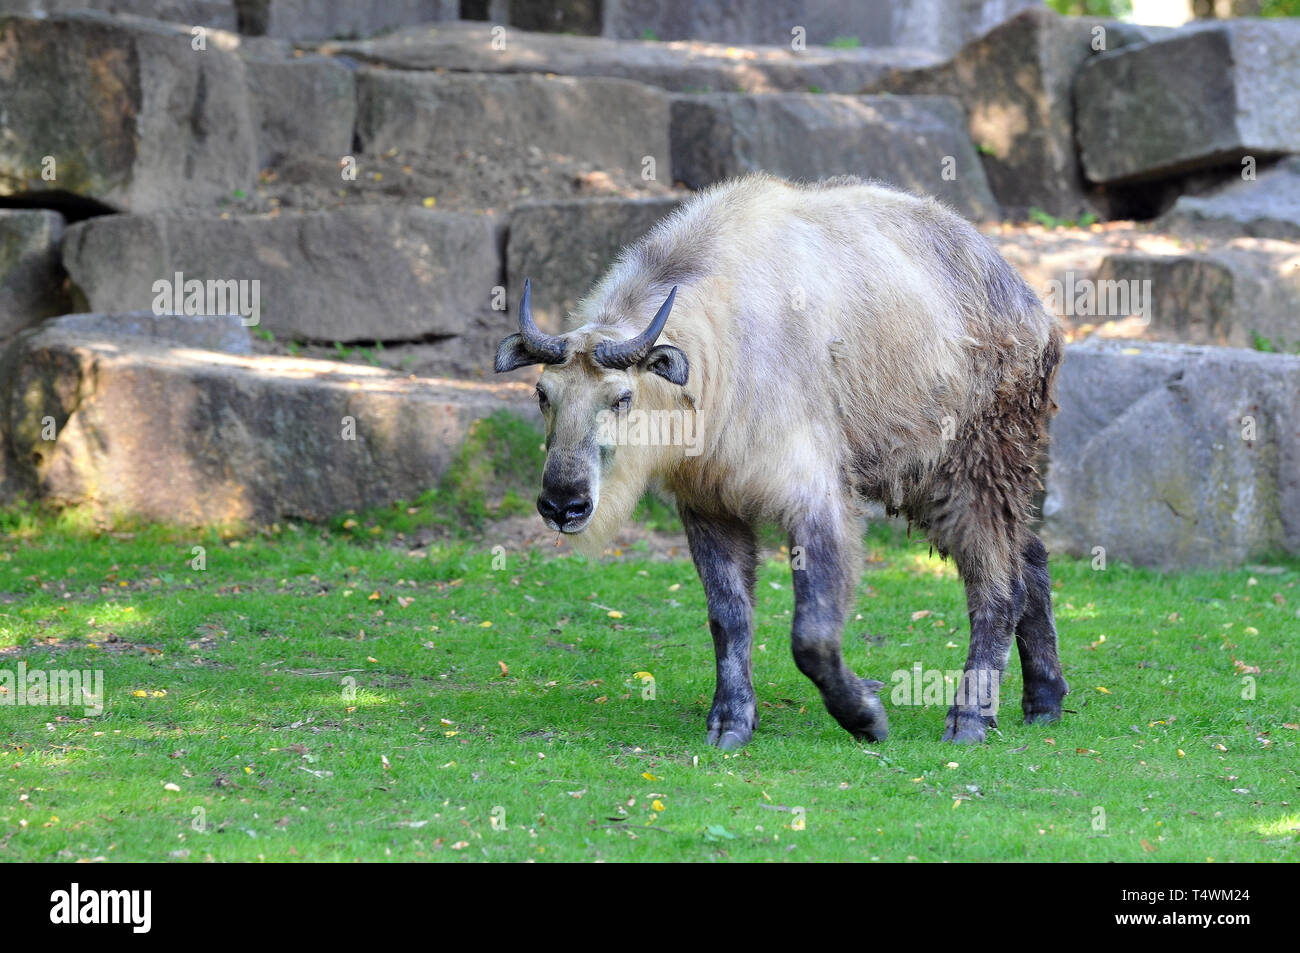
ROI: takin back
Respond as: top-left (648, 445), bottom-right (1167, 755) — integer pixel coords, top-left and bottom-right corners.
top-left (496, 173), bottom-right (1068, 747)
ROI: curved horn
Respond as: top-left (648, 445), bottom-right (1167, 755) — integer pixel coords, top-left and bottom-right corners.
top-left (519, 279), bottom-right (567, 364)
top-left (593, 286), bottom-right (677, 370)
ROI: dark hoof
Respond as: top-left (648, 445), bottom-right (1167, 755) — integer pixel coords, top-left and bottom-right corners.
top-left (1024, 696), bottom-right (1066, 722)
top-left (710, 729), bottom-right (751, 751)
top-left (1023, 706), bottom-right (1062, 726)
top-left (1022, 680), bottom-right (1068, 725)
top-left (842, 678), bottom-right (888, 742)
top-left (942, 708), bottom-right (991, 744)
top-left (706, 698), bottom-right (757, 750)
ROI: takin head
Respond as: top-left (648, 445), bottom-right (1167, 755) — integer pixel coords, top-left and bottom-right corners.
top-left (494, 279), bottom-right (689, 540)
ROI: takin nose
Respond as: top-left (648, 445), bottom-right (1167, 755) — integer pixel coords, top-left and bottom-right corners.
top-left (537, 488), bottom-right (593, 530)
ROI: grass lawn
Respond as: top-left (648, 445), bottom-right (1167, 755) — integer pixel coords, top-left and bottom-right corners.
top-left (1, 504), bottom-right (1296, 863)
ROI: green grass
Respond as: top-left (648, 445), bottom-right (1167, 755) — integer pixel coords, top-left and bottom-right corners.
top-left (1027, 206), bottom-right (1099, 230)
top-left (1, 506), bottom-right (1297, 862)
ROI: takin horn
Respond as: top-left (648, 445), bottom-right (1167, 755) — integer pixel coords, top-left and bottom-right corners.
top-left (518, 278), bottom-right (568, 364)
top-left (592, 286), bottom-right (678, 370)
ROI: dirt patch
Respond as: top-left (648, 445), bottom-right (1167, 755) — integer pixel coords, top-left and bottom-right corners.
top-left (407, 513), bottom-right (690, 562)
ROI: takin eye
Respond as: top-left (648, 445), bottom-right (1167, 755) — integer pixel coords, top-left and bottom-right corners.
top-left (535, 386), bottom-right (550, 410)
top-left (611, 391), bottom-right (632, 413)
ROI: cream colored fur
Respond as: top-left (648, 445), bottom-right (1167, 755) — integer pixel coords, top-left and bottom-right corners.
top-left (541, 174), bottom-right (1059, 565)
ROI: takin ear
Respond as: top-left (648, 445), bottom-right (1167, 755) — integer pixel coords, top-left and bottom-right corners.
top-left (494, 333), bottom-right (534, 373)
top-left (641, 344), bottom-right (689, 386)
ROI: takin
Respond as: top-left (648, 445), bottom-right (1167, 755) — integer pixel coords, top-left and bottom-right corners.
top-left (495, 173), bottom-right (1068, 748)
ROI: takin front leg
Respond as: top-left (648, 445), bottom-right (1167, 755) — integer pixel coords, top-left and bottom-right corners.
top-left (789, 512), bottom-right (888, 742)
top-left (680, 507), bottom-right (760, 751)
top-left (1016, 534), bottom-right (1069, 724)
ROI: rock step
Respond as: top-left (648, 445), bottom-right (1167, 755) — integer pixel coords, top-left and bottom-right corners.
top-left (319, 19), bottom-right (943, 94)
top-left (1094, 241), bottom-right (1300, 352)
top-left (0, 12), bottom-right (258, 213)
top-left (0, 1), bottom-right (1036, 52)
top-left (671, 93), bottom-right (996, 222)
top-left (355, 70), bottom-right (672, 187)
top-left (57, 202), bottom-right (1300, 382)
top-left (0, 12), bottom-right (997, 221)
top-left (0, 0), bottom-right (460, 41)
top-left (863, 7), bottom-right (1111, 220)
top-left (1043, 338), bottom-right (1300, 569)
top-left (507, 197), bottom-right (684, 334)
top-left (0, 314), bottom-right (535, 524)
top-left (598, 0), bottom-right (1039, 56)
top-left (61, 206), bottom-right (506, 349)
top-left (1076, 18), bottom-right (1300, 185)
top-left (1160, 157), bottom-right (1300, 243)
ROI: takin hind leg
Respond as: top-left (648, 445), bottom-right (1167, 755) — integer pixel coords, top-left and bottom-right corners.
top-left (943, 565), bottom-right (1023, 744)
top-left (1016, 533), bottom-right (1069, 724)
top-left (680, 506), bottom-right (760, 751)
top-left (788, 506), bottom-right (888, 742)
top-left (921, 492), bottom-right (1026, 744)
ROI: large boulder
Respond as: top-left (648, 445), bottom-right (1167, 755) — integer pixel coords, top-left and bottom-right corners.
top-left (319, 20), bottom-right (941, 94)
top-left (0, 0), bottom-right (236, 29)
top-left (601, 0), bottom-right (1040, 57)
top-left (0, 12), bottom-right (257, 212)
top-left (863, 8), bottom-right (1114, 219)
top-left (1075, 19), bottom-right (1300, 185)
top-left (1160, 156), bottom-right (1300, 242)
top-left (40, 310), bottom-right (254, 354)
top-left (355, 70), bottom-right (671, 185)
top-left (0, 318), bottom-right (533, 523)
top-left (507, 197), bottom-right (682, 332)
top-left (242, 54), bottom-right (356, 168)
top-left (671, 94), bottom-right (998, 221)
top-left (60, 208), bottom-right (504, 344)
top-left (0, 210), bottom-right (71, 340)
top-left (1092, 241), bottom-right (1300, 351)
top-left (1042, 339), bottom-right (1300, 569)
top-left (248, 0), bottom-right (456, 40)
